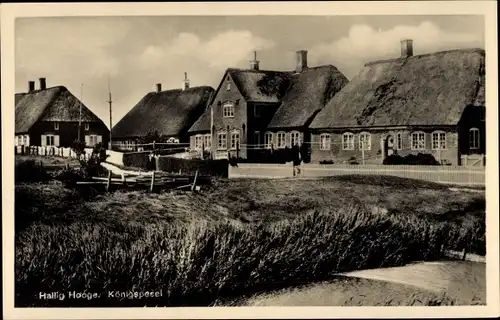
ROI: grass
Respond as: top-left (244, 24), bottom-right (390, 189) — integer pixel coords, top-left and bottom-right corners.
top-left (15, 174), bottom-right (485, 307)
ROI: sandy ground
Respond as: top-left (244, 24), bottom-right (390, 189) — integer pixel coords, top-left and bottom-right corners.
top-left (240, 261), bottom-right (485, 306)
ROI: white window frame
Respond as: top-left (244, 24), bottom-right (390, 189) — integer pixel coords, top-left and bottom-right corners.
top-left (277, 131), bottom-right (286, 149)
top-left (230, 131), bottom-right (240, 150)
top-left (342, 132), bottom-right (354, 150)
top-left (46, 134), bottom-right (56, 146)
top-left (359, 132), bottom-right (371, 150)
top-left (395, 133), bottom-right (403, 150)
top-left (320, 133), bottom-right (331, 151)
top-left (469, 128), bottom-right (480, 150)
top-left (84, 123), bottom-right (90, 131)
top-left (204, 134), bottom-right (211, 149)
top-left (290, 131), bottom-right (301, 147)
top-left (226, 82), bottom-right (231, 91)
top-left (223, 103), bottom-right (235, 118)
top-left (195, 135), bottom-right (204, 149)
top-left (54, 122), bottom-right (59, 130)
top-left (254, 131), bottom-right (261, 147)
top-left (86, 134), bottom-right (101, 147)
top-left (217, 132), bottom-right (227, 150)
top-left (431, 131), bottom-right (447, 150)
top-left (411, 131), bottom-right (426, 150)
top-left (264, 132), bottom-right (273, 149)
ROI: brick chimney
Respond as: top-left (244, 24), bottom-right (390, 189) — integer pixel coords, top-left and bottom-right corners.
top-left (182, 72), bottom-right (190, 90)
top-left (401, 39), bottom-right (413, 57)
top-left (296, 50), bottom-right (308, 73)
top-left (39, 77), bottom-right (46, 90)
top-left (249, 51), bottom-right (260, 71)
top-left (156, 83), bottom-right (162, 93)
top-left (28, 81), bottom-right (35, 92)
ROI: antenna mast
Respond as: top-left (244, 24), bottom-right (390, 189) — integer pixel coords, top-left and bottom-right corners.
top-left (78, 84), bottom-right (83, 142)
top-left (108, 76), bottom-right (113, 150)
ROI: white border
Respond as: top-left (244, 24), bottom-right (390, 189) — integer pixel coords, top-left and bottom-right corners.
top-left (2, 2), bottom-right (499, 319)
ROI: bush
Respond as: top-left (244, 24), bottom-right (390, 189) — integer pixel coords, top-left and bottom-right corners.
top-left (319, 160), bottom-right (334, 165)
top-left (15, 160), bottom-right (50, 183)
top-left (123, 152), bottom-right (151, 170)
top-left (383, 153), bottom-right (440, 165)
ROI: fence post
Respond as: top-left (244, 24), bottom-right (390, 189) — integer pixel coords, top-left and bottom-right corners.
top-left (150, 170), bottom-right (156, 193)
top-left (191, 170), bottom-right (199, 191)
top-left (361, 141), bottom-right (365, 165)
top-left (106, 170), bottom-right (112, 192)
top-left (153, 141), bottom-right (156, 152)
top-left (461, 247), bottom-right (467, 261)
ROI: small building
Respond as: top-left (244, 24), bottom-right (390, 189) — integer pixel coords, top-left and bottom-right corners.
top-left (309, 40), bottom-right (486, 166)
top-left (111, 74), bottom-right (214, 151)
top-left (15, 78), bottom-right (110, 149)
top-left (188, 50), bottom-right (348, 161)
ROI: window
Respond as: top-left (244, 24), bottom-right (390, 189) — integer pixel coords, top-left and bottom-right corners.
top-left (254, 131), bottom-right (260, 147)
top-left (54, 122), bottom-right (59, 130)
top-left (290, 131), bottom-right (301, 146)
top-left (231, 131), bottom-right (240, 150)
top-left (277, 132), bottom-right (286, 149)
top-left (359, 132), bottom-right (371, 150)
top-left (226, 83), bottom-right (231, 91)
top-left (342, 132), bottom-right (354, 150)
top-left (411, 132), bottom-right (426, 150)
top-left (46, 135), bottom-right (55, 146)
top-left (254, 105), bottom-right (261, 117)
top-left (395, 133), bottom-right (403, 150)
top-left (204, 134), bottom-right (211, 149)
top-left (264, 132), bottom-right (273, 149)
top-left (223, 103), bottom-right (235, 117)
top-left (469, 128), bottom-right (480, 149)
top-left (195, 135), bottom-right (203, 149)
top-left (85, 123), bottom-right (90, 131)
top-left (85, 134), bottom-right (101, 147)
top-left (320, 134), bottom-right (331, 150)
top-left (20, 135), bottom-right (24, 145)
top-left (217, 132), bottom-right (227, 150)
top-left (431, 131), bottom-right (446, 150)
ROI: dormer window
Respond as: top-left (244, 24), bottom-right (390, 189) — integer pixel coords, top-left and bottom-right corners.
top-left (54, 122), bottom-right (59, 130)
top-left (223, 102), bottom-right (235, 118)
top-left (85, 123), bottom-right (90, 131)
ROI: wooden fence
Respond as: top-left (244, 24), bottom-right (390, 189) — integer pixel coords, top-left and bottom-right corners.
top-left (15, 145), bottom-right (95, 160)
top-left (229, 163), bottom-right (486, 186)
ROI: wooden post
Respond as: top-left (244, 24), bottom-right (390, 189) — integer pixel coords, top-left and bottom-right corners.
top-left (191, 170), bottom-right (199, 191)
top-left (106, 170), bottom-right (112, 192)
top-left (153, 140), bottom-right (156, 152)
top-left (461, 247), bottom-right (467, 261)
top-left (40, 160), bottom-right (43, 173)
top-left (464, 154), bottom-right (468, 166)
top-left (150, 170), bottom-right (156, 192)
top-left (361, 141), bottom-right (365, 165)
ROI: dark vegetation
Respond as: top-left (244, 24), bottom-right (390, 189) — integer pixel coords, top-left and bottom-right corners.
top-left (384, 153), bottom-right (441, 165)
top-left (15, 161), bottom-right (485, 307)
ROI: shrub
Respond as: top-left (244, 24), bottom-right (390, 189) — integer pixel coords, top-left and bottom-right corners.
top-left (319, 160), bottom-right (334, 165)
top-left (15, 160), bottom-right (50, 183)
top-left (383, 153), bottom-right (440, 165)
top-left (123, 152), bottom-right (151, 170)
top-left (157, 157), bottom-right (229, 177)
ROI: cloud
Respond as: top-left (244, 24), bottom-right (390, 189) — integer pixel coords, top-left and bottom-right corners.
top-left (139, 30), bottom-right (275, 70)
top-left (309, 21), bottom-right (484, 78)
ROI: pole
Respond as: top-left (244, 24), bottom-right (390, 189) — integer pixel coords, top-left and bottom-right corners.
top-left (362, 140), bottom-right (365, 165)
top-left (78, 84), bottom-right (83, 142)
top-left (108, 76), bottom-right (113, 150)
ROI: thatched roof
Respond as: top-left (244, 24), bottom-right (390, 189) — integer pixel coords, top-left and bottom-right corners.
top-left (112, 86), bottom-right (214, 138)
top-left (310, 48), bottom-right (485, 129)
top-left (227, 68), bottom-right (292, 103)
top-left (268, 65), bottom-right (348, 129)
top-left (15, 86), bottom-right (104, 134)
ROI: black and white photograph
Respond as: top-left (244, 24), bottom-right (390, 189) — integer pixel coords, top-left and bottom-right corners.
top-left (2, 1), bottom-right (498, 319)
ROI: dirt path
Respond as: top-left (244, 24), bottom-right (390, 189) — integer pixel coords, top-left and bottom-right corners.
top-left (240, 261), bottom-right (485, 306)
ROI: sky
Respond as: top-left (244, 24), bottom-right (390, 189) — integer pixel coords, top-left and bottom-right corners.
top-left (15, 15), bottom-right (485, 127)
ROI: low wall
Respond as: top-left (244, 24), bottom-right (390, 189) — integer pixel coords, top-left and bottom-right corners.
top-left (229, 163), bottom-right (485, 185)
top-left (157, 156), bottom-right (229, 178)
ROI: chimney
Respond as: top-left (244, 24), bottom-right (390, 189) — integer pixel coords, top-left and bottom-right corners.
top-left (296, 50), bottom-right (308, 73)
top-left (28, 81), bottom-right (35, 92)
top-left (401, 39), bottom-right (413, 57)
top-left (249, 51), bottom-right (260, 71)
top-left (156, 83), bottom-right (162, 93)
top-left (39, 77), bottom-right (46, 90)
top-left (182, 72), bottom-right (190, 90)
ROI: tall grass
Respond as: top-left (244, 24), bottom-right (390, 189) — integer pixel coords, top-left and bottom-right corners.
top-left (16, 206), bottom-right (481, 307)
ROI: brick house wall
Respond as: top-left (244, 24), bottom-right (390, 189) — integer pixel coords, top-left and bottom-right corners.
top-left (27, 121), bottom-right (109, 148)
top-left (311, 127), bottom-right (460, 165)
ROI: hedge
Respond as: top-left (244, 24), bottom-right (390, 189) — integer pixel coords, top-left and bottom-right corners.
top-left (157, 156), bottom-right (228, 178)
top-left (123, 152), bottom-right (152, 170)
top-left (383, 153), bottom-right (441, 165)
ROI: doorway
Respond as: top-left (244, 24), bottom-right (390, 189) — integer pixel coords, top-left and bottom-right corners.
top-left (382, 135), bottom-right (395, 159)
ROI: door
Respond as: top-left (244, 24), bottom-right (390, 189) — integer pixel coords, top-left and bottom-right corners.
top-left (382, 135), bottom-right (395, 159)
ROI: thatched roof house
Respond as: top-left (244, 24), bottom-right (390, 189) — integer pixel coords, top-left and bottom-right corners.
top-left (15, 78), bottom-right (109, 148)
top-left (268, 65), bottom-right (348, 129)
top-left (112, 83), bottom-right (214, 141)
top-left (15, 85), bottom-right (104, 134)
top-left (310, 48), bottom-right (485, 129)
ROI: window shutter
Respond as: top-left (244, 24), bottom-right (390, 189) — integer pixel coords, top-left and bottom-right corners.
top-left (41, 135), bottom-right (47, 147)
top-left (85, 135), bottom-right (90, 147)
top-left (97, 135), bottom-right (102, 144)
top-left (54, 135), bottom-right (60, 147)
top-left (25, 135), bottom-right (30, 146)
